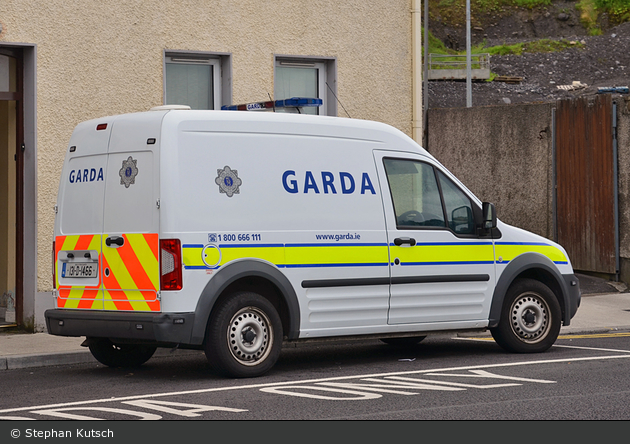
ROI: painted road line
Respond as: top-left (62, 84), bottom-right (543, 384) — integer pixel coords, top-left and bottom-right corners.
top-left (1, 353), bottom-right (630, 415)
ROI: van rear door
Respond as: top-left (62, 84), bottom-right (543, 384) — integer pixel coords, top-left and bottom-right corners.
top-left (55, 120), bottom-right (110, 309)
top-left (101, 113), bottom-right (162, 312)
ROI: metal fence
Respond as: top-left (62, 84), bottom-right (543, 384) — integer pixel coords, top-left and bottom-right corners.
top-left (427, 53), bottom-right (490, 80)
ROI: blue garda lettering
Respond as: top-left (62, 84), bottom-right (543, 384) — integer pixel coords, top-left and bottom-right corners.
top-left (68, 168), bottom-right (104, 184)
top-left (282, 170), bottom-right (375, 195)
top-left (340, 172), bottom-right (355, 194)
top-left (304, 171), bottom-right (320, 194)
top-left (321, 172), bottom-right (337, 194)
top-left (361, 173), bottom-right (376, 194)
top-left (282, 170), bottom-right (298, 194)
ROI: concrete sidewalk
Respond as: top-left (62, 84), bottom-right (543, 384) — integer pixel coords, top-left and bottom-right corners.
top-left (2, 290), bottom-right (630, 371)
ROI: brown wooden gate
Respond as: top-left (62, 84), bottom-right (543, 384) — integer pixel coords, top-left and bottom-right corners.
top-left (555, 94), bottom-right (618, 275)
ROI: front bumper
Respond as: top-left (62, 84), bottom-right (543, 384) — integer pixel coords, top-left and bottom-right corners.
top-left (563, 274), bottom-right (582, 324)
top-left (45, 309), bottom-right (198, 346)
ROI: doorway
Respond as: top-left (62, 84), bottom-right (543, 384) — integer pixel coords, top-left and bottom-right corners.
top-left (0, 48), bottom-right (23, 327)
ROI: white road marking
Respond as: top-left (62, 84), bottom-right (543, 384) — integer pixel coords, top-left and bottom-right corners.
top-left (1, 353), bottom-right (629, 415)
top-left (553, 344), bottom-right (630, 353)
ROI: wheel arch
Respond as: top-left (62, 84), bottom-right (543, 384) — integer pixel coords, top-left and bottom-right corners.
top-left (190, 260), bottom-right (300, 345)
top-left (489, 253), bottom-right (572, 328)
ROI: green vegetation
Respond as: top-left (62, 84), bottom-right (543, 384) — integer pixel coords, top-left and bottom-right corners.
top-left (577, 0), bottom-right (630, 34)
top-left (432, 0), bottom-right (630, 30)
top-left (424, 26), bottom-right (585, 80)
top-left (483, 38), bottom-right (585, 55)
top-left (424, 26), bottom-right (584, 57)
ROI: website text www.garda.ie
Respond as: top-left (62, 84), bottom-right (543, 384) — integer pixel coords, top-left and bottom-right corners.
top-left (315, 233), bottom-right (361, 242)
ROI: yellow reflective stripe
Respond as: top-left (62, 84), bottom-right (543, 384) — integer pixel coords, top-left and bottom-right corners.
top-left (496, 243), bottom-right (567, 263)
top-left (285, 245), bottom-right (388, 266)
top-left (222, 246), bottom-right (285, 265)
top-left (126, 233), bottom-right (160, 290)
top-left (183, 245), bottom-right (285, 268)
top-left (393, 243), bottom-right (494, 264)
top-left (102, 245), bottom-right (135, 289)
top-left (103, 292), bottom-right (152, 310)
top-left (60, 235), bottom-right (80, 251)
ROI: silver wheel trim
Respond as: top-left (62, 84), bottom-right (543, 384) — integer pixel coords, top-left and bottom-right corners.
top-left (227, 306), bottom-right (273, 366)
top-left (509, 292), bottom-right (551, 344)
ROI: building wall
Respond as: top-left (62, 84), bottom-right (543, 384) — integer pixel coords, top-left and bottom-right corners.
top-left (0, 0), bottom-right (414, 299)
top-left (617, 98), bottom-right (630, 281)
top-left (427, 103), bottom-right (554, 239)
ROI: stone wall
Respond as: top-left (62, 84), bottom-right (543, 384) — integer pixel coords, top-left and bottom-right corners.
top-left (427, 102), bottom-right (554, 239)
top-left (427, 97), bottom-right (630, 284)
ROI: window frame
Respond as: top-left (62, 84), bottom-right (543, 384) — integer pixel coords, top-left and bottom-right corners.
top-left (382, 157), bottom-right (481, 238)
top-left (163, 50), bottom-right (232, 110)
top-left (274, 55), bottom-right (337, 116)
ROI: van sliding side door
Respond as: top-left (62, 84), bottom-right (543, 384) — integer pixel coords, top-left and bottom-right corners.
top-left (373, 151), bottom-right (496, 325)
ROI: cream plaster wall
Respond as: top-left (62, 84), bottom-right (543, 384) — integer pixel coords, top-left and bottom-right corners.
top-left (0, 1), bottom-right (413, 292)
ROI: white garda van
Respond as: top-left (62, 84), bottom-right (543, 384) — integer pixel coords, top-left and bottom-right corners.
top-left (46, 107), bottom-right (581, 378)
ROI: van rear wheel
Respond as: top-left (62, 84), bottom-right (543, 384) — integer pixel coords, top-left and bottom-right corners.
top-left (205, 291), bottom-right (282, 378)
top-left (88, 338), bottom-right (156, 368)
top-left (490, 278), bottom-right (561, 353)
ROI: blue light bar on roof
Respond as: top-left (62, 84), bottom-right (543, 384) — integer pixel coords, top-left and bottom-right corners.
top-left (221, 97), bottom-right (323, 111)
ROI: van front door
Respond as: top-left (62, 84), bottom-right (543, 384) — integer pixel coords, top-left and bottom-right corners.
top-left (374, 151), bottom-right (496, 326)
top-left (102, 116), bottom-right (161, 312)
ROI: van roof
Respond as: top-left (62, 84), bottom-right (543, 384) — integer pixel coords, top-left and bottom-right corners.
top-left (157, 109), bottom-right (430, 156)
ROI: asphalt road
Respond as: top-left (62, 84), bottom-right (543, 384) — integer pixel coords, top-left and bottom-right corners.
top-left (1, 332), bottom-right (629, 423)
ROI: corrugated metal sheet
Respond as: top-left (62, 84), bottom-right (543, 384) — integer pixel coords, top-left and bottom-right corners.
top-left (555, 95), bottom-right (616, 274)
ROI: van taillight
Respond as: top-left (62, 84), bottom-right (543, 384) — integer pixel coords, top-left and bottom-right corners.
top-left (52, 241), bottom-right (56, 289)
top-left (160, 239), bottom-right (182, 291)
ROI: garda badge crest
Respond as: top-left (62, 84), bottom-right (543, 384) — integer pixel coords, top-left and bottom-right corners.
top-left (119, 156), bottom-right (138, 188)
top-left (215, 166), bottom-right (242, 197)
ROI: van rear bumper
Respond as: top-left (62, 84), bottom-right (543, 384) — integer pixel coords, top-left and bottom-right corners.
top-left (44, 309), bottom-right (197, 346)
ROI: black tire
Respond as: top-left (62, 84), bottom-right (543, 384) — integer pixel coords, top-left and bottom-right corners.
top-left (380, 336), bottom-right (427, 346)
top-left (88, 338), bottom-right (156, 368)
top-left (490, 278), bottom-right (562, 353)
top-left (204, 291), bottom-right (283, 378)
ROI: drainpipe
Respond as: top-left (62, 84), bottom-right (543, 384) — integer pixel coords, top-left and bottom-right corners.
top-left (412, 0), bottom-right (423, 146)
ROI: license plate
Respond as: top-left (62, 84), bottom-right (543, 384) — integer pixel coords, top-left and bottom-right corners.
top-left (61, 262), bottom-right (98, 278)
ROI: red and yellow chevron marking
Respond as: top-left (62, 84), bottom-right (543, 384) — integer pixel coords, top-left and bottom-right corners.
top-left (56, 233), bottom-right (160, 312)
top-left (102, 233), bottom-right (160, 312)
top-left (56, 234), bottom-right (103, 310)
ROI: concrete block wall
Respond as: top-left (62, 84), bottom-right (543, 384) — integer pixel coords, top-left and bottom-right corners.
top-left (427, 98), bottom-right (630, 285)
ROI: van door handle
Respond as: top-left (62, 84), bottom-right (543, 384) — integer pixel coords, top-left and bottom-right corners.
top-left (105, 236), bottom-right (125, 247)
top-left (394, 237), bottom-right (416, 246)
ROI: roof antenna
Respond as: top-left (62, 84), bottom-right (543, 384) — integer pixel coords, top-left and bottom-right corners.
top-left (326, 82), bottom-right (351, 118)
top-left (267, 92), bottom-right (276, 112)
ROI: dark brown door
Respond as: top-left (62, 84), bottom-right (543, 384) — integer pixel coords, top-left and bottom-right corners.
top-left (0, 47), bottom-right (23, 325)
top-left (555, 95), bottom-right (617, 275)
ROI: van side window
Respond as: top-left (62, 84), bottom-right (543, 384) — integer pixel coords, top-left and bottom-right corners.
top-left (383, 159), bottom-right (446, 228)
top-left (437, 170), bottom-right (475, 235)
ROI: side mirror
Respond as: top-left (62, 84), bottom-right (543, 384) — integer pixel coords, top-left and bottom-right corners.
top-left (482, 202), bottom-right (497, 230)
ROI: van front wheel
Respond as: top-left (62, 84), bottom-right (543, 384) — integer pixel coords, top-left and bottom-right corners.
top-left (491, 278), bottom-right (561, 353)
top-left (205, 292), bottom-right (282, 378)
